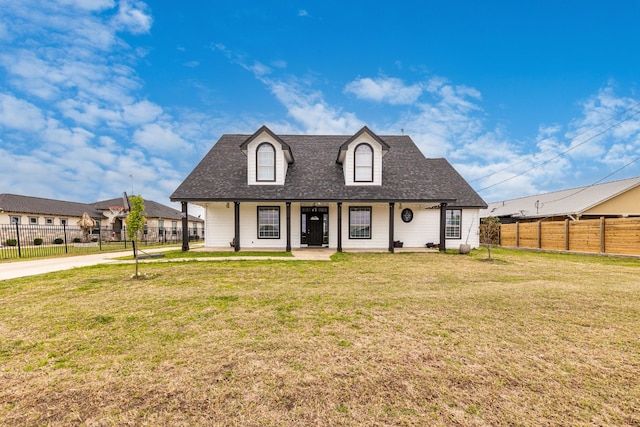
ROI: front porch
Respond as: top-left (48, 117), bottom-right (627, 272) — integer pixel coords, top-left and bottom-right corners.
top-left (178, 200), bottom-right (469, 253)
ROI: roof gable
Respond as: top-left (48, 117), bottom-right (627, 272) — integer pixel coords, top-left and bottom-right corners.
top-left (336, 126), bottom-right (390, 164)
top-left (239, 125), bottom-right (294, 164)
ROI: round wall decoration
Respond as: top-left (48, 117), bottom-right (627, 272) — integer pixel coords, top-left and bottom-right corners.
top-left (401, 208), bottom-right (413, 223)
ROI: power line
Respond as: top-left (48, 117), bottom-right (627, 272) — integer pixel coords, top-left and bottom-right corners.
top-left (543, 155), bottom-right (640, 205)
top-left (470, 99), bottom-right (640, 184)
top-left (476, 106), bottom-right (640, 193)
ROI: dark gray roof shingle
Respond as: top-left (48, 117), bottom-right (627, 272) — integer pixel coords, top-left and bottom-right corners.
top-left (0, 194), bottom-right (204, 222)
top-left (0, 194), bottom-right (104, 218)
top-left (171, 133), bottom-right (487, 208)
top-left (95, 198), bottom-right (203, 222)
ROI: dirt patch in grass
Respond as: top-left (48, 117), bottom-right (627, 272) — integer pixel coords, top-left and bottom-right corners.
top-left (1, 249), bottom-right (639, 425)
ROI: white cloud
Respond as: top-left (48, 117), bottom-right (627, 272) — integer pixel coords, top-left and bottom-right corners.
top-left (267, 78), bottom-right (363, 134)
top-left (133, 123), bottom-right (192, 153)
top-left (58, 99), bottom-right (123, 127)
top-left (0, 22), bottom-right (9, 42)
top-left (59, 0), bottom-right (115, 11)
top-left (344, 76), bottom-right (423, 105)
top-left (111, 0), bottom-right (152, 34)
top-left (122, 100), bottom-right (163, 125)
top-left (0, 93), bottom-right (46, 131)
top-left (0, 0), bottom-right (203, 207)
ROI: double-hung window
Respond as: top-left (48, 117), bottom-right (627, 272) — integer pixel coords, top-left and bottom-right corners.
top-left (445, 209), bottom-right (462, 239)
top-left (258, 206), bottom-right (280, 239)
top-left (256, 143), bottom-right (276, 181)
top-left (349, 207), bottom-right (371, 239)
top-left (354, 143), bottom-right (373, 182)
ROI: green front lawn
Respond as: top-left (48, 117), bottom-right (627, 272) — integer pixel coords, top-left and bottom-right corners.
top-left (1, 248), bottom-right (639, 426)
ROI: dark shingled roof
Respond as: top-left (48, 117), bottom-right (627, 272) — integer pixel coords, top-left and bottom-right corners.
top-left (171, 132), bottom-right (487, 208)
top-left (0, 194), bottom-right (104, 219)
top-left (0, 194), bottom-right (203, 222)
top-left (95, 198), bottom-right (203, 222)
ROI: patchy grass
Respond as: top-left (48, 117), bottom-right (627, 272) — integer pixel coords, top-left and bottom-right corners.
top-left (130, 249), bottom-right (294, 260)
top-left (1, 249), bottom-right (639, 426)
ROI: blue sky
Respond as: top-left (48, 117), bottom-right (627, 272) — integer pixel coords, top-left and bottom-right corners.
top-left (1, 1), bottom-right (640, 209)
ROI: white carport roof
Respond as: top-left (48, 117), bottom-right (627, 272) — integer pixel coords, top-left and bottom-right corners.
top-left (480, 176), bottom-right (640, 220)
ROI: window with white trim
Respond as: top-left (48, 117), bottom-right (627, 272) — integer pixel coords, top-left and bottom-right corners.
top-left (29, 216), bottom-right (38, 225)
top-left (354, 143), bottom-right (373, 182)
top-left (10, 216), bottom-right (20, 224)
top-left (256, 143), bottom-right (276, 181)
top-left (45, 217), bottom-right (54, 225)
top-left (258, 206), bottom-right (280, 239)
top-left (349, 206), bottom-right (371, 239)
top-left (445, 209), bottom-right (462, 239)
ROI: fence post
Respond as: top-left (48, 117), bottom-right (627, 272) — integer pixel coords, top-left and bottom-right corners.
top-left (537, 221), bottom-right (542, 249)
top-left (63, 222), bottom-right (68, 254)
top-left (600, 217), bottom-right (605, 254)
top-left (564, 219), bottom-right (569, 251)
top-left (515, 222), bottom-right (519, 248)
top-left (15, 222), bottom-right (22, 258)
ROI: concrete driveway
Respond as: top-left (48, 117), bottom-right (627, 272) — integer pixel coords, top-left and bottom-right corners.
top-left (0, 247), bottom-right (335, 281)
top-left (0, 249), bottom-right (150, 281)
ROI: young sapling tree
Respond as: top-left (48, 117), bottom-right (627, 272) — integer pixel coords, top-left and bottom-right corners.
top-left (125, 195), bottom-right (147, 278)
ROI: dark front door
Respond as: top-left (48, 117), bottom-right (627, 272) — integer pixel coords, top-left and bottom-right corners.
top-left (307, 214), bottom-right (323, 246)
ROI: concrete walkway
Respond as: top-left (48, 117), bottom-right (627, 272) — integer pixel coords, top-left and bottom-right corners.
top-left (0, 247), bottom-right (335, 281)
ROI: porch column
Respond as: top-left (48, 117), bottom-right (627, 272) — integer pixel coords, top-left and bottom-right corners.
top-left (439, 202), bottom-right (447, 252)
top-left (388, 202), bottom-right (395, 253)
top-left (234, 201), bottom-right (240, 252)
top-left (337, 202), bottom-right (343, 252)
top-left (286, 201), bottom-right (291, 252)
top-left (181, 201), bottom-right (189, 252)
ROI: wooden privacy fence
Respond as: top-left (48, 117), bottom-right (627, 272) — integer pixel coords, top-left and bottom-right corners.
top-left (499, 217), bottom-right (640, 256)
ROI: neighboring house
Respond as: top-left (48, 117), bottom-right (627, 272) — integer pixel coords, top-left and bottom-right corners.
top-left (481, 176), bottom-right (640, 223)
top-left (0, 193), bottom-right (204, 239)
top-left (170, 125), bottom-right (486, 252)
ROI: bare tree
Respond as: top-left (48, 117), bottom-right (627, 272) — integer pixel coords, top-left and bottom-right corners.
top-left (480, 216), bottom-right (501, 260)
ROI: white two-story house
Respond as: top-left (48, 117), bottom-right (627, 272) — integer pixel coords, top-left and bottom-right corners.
top-left (171, 125), bottom-right (486, 252)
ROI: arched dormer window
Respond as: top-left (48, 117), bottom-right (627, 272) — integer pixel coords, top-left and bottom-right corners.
top-left (354, 143), bottom-right (373, 182)
top-left (256, 142), bottom-right (275, 181)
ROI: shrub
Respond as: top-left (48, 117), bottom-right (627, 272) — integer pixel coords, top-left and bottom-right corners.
top-left (34, 238), bottom-right (43, 246)
top-left (73, 237), bottom-right (82, 243)
top-left (6, 239), bottom-right (17, 246)
top-left (54, 238), bottom-right (64, 244)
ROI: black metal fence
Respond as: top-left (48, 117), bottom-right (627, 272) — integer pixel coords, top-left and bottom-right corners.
top-left (0, 224), bottom-right (202, 259)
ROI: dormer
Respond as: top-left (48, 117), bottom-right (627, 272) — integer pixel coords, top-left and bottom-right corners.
top-left (240, 126), bottom-right (294, 185)
top-left (336, 126), bottom-right (389, 186)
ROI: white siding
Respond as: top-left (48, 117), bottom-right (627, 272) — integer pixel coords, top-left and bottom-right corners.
top-left (290, 204), bottom-right (301, 249)
top-left (239, 202), bottom-right (287, 249)
top-left (340, 203), bottom-right (389, 249)
top-left (204, 202), bottom-right (235, 248)
top-left (245, 131), bottom-right (288, 186)
top-left (203, 202), bottom-right (482, 251)
top-left (394, 205), bottom-right (441, 247)
top-left (446, 209), bottom-right (481, 250)
top-left (342, 133), bottom-right (384, 186)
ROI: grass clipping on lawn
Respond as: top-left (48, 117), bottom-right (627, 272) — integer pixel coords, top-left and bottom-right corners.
top-left (1, 249), bottom-right (639, 426)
